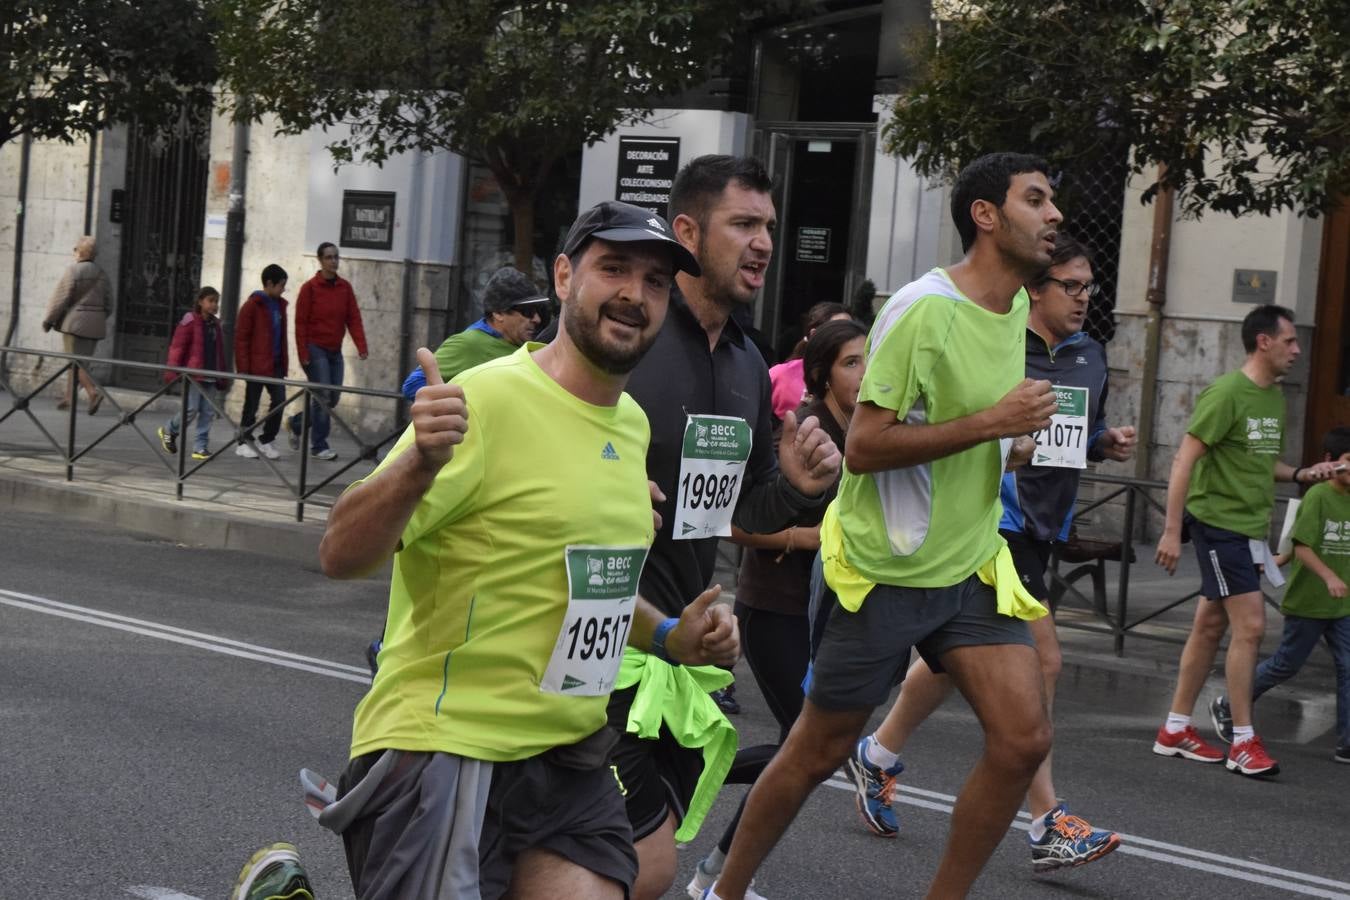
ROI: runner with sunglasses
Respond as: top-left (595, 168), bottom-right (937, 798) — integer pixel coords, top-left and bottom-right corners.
top-left (399, 266), bottom-right (553, 402)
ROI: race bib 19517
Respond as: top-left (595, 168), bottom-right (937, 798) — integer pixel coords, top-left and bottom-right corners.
top-left (671, 414), bottom-right (751, 540)
top-left (539, 545), bottom-right (648, 696)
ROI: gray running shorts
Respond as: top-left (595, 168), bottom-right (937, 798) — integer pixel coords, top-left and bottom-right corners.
top-left (338, 729), bottom-right (635, 899)
top-left (807, 571), bottom-right (1034, 711)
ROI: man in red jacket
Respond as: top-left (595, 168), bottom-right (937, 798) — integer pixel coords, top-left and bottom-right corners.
top-left (288, 242), bottom-right (369, 461)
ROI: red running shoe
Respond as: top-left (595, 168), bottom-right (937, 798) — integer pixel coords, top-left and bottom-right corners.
top-left (1152, 725), bottom-right (1224, 763)
top-left (1227, 735), bottom-right (1280, 776)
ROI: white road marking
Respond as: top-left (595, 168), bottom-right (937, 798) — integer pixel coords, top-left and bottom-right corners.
top-left (0, 588), bottom-right (371, 685)
top-left (825, 775), bottom-right (1350, 898)
top-left (9, 587), bottom-right (1349, 897)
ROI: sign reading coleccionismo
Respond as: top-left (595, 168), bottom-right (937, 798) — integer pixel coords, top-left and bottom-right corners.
top-left (615, 137), bottom-right (681, 221)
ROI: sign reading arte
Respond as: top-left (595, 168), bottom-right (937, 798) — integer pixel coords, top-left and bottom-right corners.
top-left (615, 137), bottom-right (681, 221)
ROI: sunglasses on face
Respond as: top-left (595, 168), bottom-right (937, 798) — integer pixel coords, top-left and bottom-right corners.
top-left (510, 303), bottom-right (550, 324)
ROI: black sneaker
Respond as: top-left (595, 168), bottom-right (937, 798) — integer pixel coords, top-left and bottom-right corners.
top-left (1210, 695), bottom-right (1234, 744)
top-left (712, 684), bottom-right (741, 715)
top-left (157, 426), bottom-right (177, 454)
top-left (1335, 746), bottom-right (1350, 765)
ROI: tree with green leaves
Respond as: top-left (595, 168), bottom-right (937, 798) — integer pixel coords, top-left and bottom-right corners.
top-left (886, 0), bottom-right (1350, 217)
top-left (0, 0), bottom-right (216, 148)
top-left (213, 0), bottom-right (799, 271)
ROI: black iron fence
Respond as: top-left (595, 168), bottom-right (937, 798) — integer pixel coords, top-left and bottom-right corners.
top-left (0, 346), bottom-right (406, 522)
top-left (1048, 472), bottom-right (1301, 656)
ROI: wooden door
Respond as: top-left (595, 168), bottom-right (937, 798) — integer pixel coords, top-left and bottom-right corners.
top-left (1306, 200), bottom-right (1350, 459)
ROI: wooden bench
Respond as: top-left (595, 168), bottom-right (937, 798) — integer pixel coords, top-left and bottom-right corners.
top-left (1047, 531), bottom-right (1136, 617)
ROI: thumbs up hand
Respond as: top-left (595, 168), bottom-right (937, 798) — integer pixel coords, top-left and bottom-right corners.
top-left (665, 585), bottom-right (739, 666)
top-left (410, 347), bottom-right (468, 473)
top-left (778, 411), bottom-right (842, 497)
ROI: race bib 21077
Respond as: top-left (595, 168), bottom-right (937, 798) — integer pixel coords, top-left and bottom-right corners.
top-left (1031, 385), bottom-right (1088, 469)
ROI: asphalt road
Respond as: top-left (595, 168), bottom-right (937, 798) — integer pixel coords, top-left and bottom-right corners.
top-left (2, 509), bottom-right (1347, 900)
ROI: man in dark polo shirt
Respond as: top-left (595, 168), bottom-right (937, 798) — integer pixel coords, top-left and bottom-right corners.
top-left (609, 155), bottom-right (843, 899)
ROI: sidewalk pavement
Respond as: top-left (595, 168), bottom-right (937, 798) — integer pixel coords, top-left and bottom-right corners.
top-left (2, 386), bottom-right (1338, 744)
top-left (0, 387), bottom-right (379, 560)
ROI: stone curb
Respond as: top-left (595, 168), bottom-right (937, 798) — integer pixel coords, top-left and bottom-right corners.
top-left (0, 468), bottom-right (324, 563)
top-left (1059, 644), bottom-right (1337, 742)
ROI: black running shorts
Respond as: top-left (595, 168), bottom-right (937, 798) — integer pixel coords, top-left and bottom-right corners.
top-left (807, 571), bottom-right (1035, 711)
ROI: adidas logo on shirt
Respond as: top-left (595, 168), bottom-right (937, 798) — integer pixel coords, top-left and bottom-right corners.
top-left (601, 442), bottom-right (620, 461)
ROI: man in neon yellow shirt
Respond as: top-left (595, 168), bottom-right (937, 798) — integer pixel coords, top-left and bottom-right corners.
top-left (230, 201), bottom-right (741, 900)
top-left (707, 152), bottom-right (1063, 900)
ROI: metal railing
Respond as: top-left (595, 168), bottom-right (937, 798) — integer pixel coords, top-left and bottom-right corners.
top-left (0, 346), bottom-right (407, 522)
top-left (1046, 471), bottom-right (1300, 655)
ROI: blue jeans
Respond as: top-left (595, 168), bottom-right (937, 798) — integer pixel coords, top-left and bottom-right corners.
top-left (165, 383), bottom-right (217, 453)
top-left (1253, 614), bottom-right (1350, 749)
top-left (290, 344), bottom-right (343, 452)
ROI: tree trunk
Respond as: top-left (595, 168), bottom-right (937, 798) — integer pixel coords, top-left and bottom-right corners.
top-left (507, 188), bottom-right (536, 277)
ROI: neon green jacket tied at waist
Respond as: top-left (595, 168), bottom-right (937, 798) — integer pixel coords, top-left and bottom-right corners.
top-left (616, 647), bottom-right (738, 841)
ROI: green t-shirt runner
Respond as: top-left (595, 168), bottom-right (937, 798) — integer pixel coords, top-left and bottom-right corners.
top-left (1283, 482), bottom-right (1350, 618)
top-left (350, 344), bottom-right (655, 763)
top-left (832, 267), bottom-right (1029, 589)
top-left (1185, 370), bottom-right (1286, 539)
top-left (434, 325), bottom-right (514, 380)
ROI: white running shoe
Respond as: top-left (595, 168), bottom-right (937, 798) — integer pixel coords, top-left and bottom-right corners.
top-left (235, 441), bottom-right (259, 459)
top-left (688, 866), bottom-right (768, 900)
top-left (256, 441), bottom-right (281, 460)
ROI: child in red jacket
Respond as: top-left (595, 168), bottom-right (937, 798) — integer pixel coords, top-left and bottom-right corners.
top-left (233, 264), bottom-right (290, 459)
top-left (158, 287), bottom-right (229, 459)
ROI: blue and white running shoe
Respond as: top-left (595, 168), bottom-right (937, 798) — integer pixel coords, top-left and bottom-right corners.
top-left (1028, 804), bottom-right (1120, 872)
top-left (845, 737), bottom-right (903, 837)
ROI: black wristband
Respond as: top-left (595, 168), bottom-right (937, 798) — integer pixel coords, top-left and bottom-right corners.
top-left (1291, 466), bottom-right (1304, 483)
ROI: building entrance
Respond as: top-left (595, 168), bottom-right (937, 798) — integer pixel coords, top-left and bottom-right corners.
top-left (1306, 200), bottom-right (1350, 455)
top-left (757, 125), bottom-right (874, 361)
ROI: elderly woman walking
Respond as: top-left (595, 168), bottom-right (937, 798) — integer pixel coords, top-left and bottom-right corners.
top-left (42, 235), bottom-right (111, 414)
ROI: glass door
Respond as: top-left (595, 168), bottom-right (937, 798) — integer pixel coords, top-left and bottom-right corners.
top-left (757, 124), bottom-right (874, 361)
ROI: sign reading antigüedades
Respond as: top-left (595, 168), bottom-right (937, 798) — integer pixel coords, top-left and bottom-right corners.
top-left (340, 190), bottom-right (396, 251)
top-left (615, 137), bottom-right (681, 220)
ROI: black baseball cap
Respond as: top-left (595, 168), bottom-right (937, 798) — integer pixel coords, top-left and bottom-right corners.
top-left (481, 266), bottom-right (550, 316)
top-left (561, 201), bottom-right (701, 277)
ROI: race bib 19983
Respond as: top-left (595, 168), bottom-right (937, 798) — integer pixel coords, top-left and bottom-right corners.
top-left (672, 414), bottom-right (752, 540)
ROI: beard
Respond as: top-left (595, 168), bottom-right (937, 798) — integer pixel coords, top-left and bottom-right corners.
top-left (696, 236), bottom-right (755, 308)
top-left (564, 298), bottom-right (657, 375)
top-left (995, 209), bottom-right (1053, 276)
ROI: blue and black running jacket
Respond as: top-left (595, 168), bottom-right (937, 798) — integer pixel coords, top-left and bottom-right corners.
top-left (999, 329), bottom-right (1111, 543)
